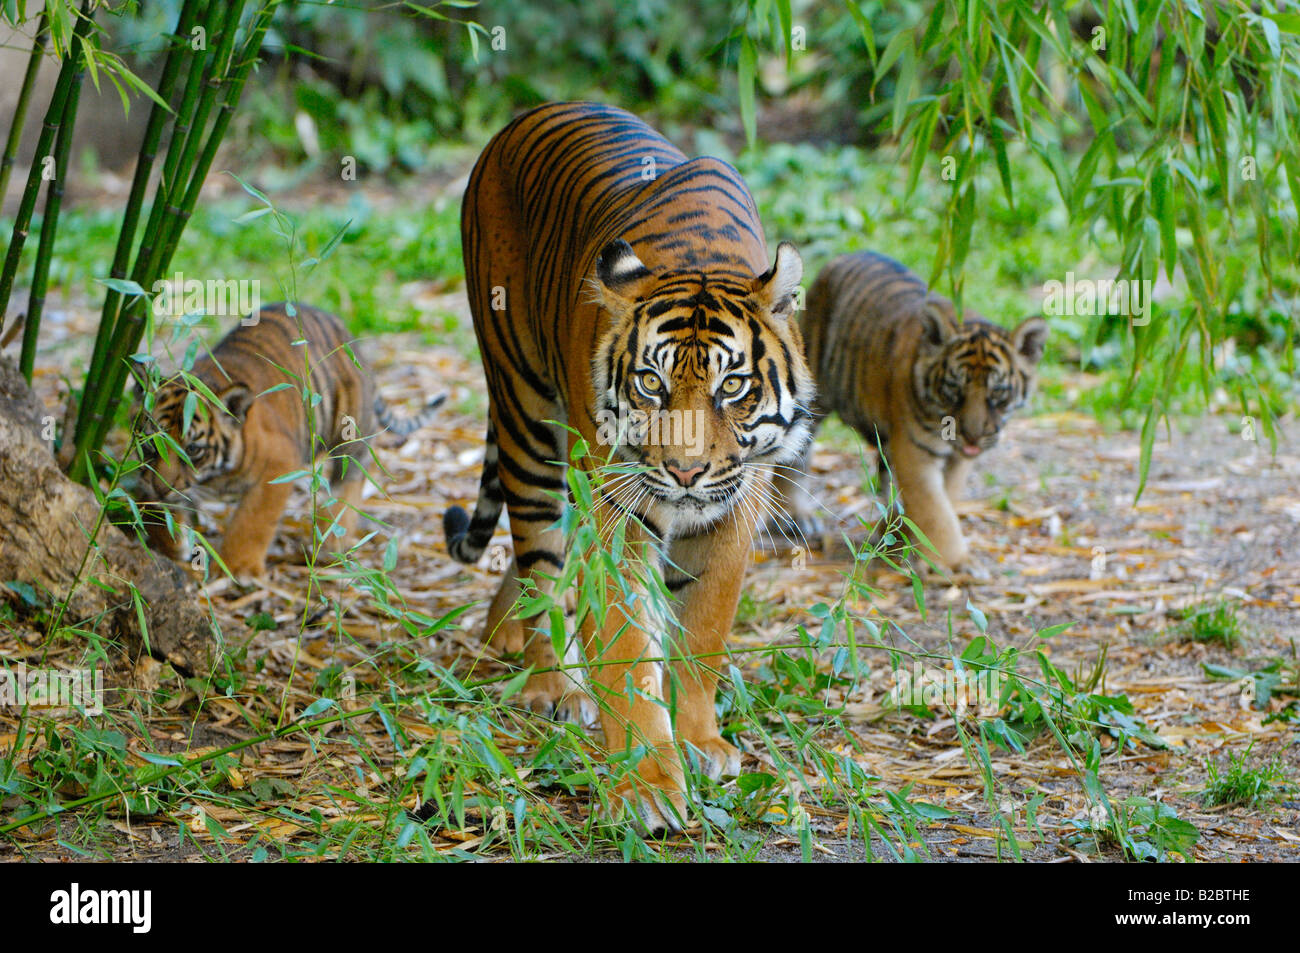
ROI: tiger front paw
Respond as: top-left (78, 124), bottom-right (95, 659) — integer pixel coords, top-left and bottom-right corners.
top-left (609, 757), bottom-right (689, 836)
top-left (519, 671), bottom-right (596, 726)
top-left (685, 735), bottom-right (742, 781)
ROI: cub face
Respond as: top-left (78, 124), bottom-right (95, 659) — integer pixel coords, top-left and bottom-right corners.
top-left (913, 297), bottom-right (1048, 458)
top-left (139, 379), bottom-right (255, 499)
top-left (589, 239), bottom-right (815, 535)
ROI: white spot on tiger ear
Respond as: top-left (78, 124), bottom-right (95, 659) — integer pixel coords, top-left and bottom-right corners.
top-left (596, 239), bottom-right (651, 292)
top-left (608, 257), bottom-right (644, 279)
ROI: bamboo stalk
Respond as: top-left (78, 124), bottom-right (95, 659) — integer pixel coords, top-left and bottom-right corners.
top-left (75, 0), bottom-right (239, 475)
top-left (0, 3), bottom-right (95, 347)
top-left (122, 0), bottom-right (217, 293)
top-left (81, 2), bottom-right (281, 475)
top-left (130, 0), bottom-right (244, 288)
top-left (20, 49), bottom-right (84, 380)
top-left (73, 0), bottom-right (205, 471)
top-left (68, 0), bottom-right (217, 483)
top-left (150, 1), bottom-right (255, 276)
top-left (0, 12), bottom-right (49, 209)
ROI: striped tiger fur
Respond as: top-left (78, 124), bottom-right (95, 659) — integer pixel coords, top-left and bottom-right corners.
top-left (138, 302), bottom-right (444, 578)
top-left (446, 102), bottom-right (814, 832)
top-left (791, 251), bottom-right (1047, 569)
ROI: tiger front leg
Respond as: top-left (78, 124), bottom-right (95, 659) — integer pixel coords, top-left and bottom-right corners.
top-left (490, 557), bottom-right (595, 726)
top-left (665, 512), bottom-right (755, 782)
top-left (316, 467), bottom-right (363, 561)
top-left (219, 476), bottom-right (294, 580)
top-left (577, 529), bottom-right (688, 834)
top-left (942, 454), bottom-right (972, 504)
top-left (891, 441), bottom-right (968, 570)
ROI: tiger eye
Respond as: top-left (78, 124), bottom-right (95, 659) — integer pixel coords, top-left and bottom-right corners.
top-left (721, 375), bottom-right (747, 396)
top-left (637, 371), bottom-right (663, 394)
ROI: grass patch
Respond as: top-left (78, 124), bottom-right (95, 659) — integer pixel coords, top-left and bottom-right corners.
top-left (1202, 743), bottom-right (1295, 809)
top-left (1171, 600), bottom-right (1244, 650)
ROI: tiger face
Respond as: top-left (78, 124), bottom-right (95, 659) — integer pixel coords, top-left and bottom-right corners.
top-left (590, 239), bottom-right (814, 534)
top-left (139, 380), bottom-right (255, 500)
top-left (913, 298), bottom-right (1048, 458)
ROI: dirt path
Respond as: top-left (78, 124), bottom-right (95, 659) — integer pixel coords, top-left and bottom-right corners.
top-left (3, 324), bottom-right (1297, 862)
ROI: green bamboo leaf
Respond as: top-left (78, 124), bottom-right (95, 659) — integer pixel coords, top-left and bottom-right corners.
top-left (873, 31), bottom-right (911, 93)
top-left (738, 35), bottom-right (757, 147)
top-left (990, 120), bottom-right (1013, 205)
top-left (1135, 402), bottom-right (1160, 500)
top-left (269, 469), bottom-right (312, 485)
top-left (844, 0), bottom-right (877, 67)
top-left (1150, 164), bottom-right (1177, 281)
top-left (95, 277), bottom-right (147, 297)
top-left (775, 0), bottom-right (792, 61)
top-left (905, 100), bottom-right (939, 198)
top-left (891, 46), bottom-right (916, 135)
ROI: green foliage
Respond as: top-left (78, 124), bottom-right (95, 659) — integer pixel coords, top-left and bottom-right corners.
top-left (1171, 599), bottom-right (1244, 649)
top-left (1202, 742), bottom-right (1295, 808)
top-left (735, 0), bottom-right (1300, 490)
top-left (1203, 656), bottom-right (1300, 712)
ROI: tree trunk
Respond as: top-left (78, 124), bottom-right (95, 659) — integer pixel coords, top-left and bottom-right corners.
top-left (0, 356), bottom-right (215, 674)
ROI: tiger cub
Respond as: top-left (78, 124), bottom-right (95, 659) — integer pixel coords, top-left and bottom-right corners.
top-left (789, 251), bottom-right (1047, 570)
top-left (137, 302), bottom-right (443, 578)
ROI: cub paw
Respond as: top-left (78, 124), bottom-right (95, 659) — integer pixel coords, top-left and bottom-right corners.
top-left (685, 736), bottom-right (742, 781)
top-left (221, 554), bottom-right (267, 584)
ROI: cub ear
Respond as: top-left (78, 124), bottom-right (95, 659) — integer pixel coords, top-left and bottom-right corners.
top-left (754, 242), bottom-right (802, 318)
top-left (593, 239), bottom-right (655, 309)
top-left (220, 384), bottom-right (255, 423)
top-left (1012, 316), bottom-right (1049, 364)
top-left (919, 295), bottom-right (958, 348)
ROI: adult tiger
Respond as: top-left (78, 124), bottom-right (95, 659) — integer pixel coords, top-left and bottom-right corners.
top-left (444, 102), bottom-right (814, 832)
top-left (788, 251), bottom-right (1047, 570)
top-left (138, 302), bottom-right (444, 578)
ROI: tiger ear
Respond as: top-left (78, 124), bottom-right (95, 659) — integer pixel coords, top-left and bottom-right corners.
top-left (593, 239), bottom-right (655, 309)
top-left (220, 384), bottom-right (255, 423)
top-left (755, 242), bottom-right (802, 318)
top-left (1012, 316), bottom-right (1049, 364)
top-left (919, 295), bottom-right (958, 347)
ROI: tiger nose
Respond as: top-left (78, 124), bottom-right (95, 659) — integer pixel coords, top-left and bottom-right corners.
top-left (665, 462), bottom-right (706, 487)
